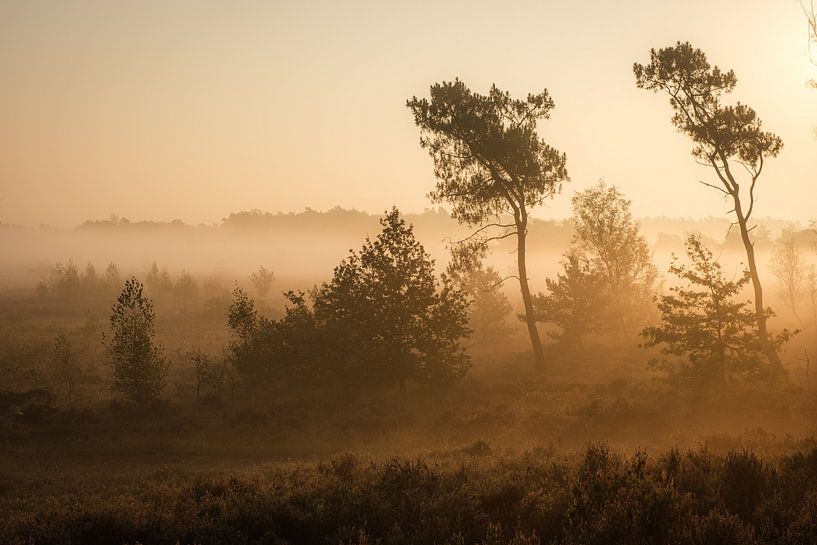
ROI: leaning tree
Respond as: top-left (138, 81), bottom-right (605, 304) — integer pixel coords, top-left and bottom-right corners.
top-left (407, 80), bottom-right (568, 368)
top-left (634, 42), bottom-right (785, 366)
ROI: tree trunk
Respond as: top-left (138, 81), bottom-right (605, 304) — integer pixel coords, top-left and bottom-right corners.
top-left (398, 377), bottom-right (406, 401)
top-left (733, 198), bottom-right (782, 367)
top-left (516, 223), bottom-right (545, 368)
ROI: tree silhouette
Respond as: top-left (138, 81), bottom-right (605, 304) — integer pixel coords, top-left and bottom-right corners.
top-left (312, 208), bottom-right (470, 397)
top-left (225, 286), bottom-right (277, 407)
top-left (173, 270), bottom-right (200, 310)
top-left (570, 181), bottom-right (658, 332)
top-left (446, 243), bottom-right (515, 348)
top-left (635, 42), bottom-right (784, 366)
top-left (769, 240), bottom-right (806, 326)
top-left (642, 236), bottom-right (791, 385)
top-left (407, 80), bottom-right (568, 368)
top-left (249, 266), bottom-right (275, 301)
top-left (534, 251), bottom-right (606, 348)
top-left (108, 277), bottom-right (166, 405)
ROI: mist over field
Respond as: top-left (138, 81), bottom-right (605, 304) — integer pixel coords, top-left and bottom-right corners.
top-left (2, 1), bottom-right (817, 543)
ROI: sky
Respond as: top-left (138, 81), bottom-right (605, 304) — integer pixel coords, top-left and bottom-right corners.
top-left (1, 0), bottom-right (815, 227)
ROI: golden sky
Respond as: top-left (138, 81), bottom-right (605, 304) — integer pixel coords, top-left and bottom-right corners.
top-left (1, 0), bottom-right (815, 227)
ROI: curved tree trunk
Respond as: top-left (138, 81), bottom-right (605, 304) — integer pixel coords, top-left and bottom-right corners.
top-left (516, 221), bottom-right (545, 369)
top-left (733, 198), bottom-right (782, 367)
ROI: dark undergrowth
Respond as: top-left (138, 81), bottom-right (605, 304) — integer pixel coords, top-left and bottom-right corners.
top-left (4, 444), bottom-right (817, 545)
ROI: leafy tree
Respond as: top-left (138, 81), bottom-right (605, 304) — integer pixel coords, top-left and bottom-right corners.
top-left (249, 266), bottom-right (275, 301)
top-left (225, 286), bottom-right (278, 407)
top-left (104, 263), bottom-right (121, 292)
top-left (108, 277), bottom-right (167, 405)
top-left (52, 260), bottom-right (81, 299)
top-left (312, 208), bottom-right (470, 397)
top-left (51, 330), bottom-right (80, 405)
top-left (145, 262), bottom-right (173, 298)
top-left (173, 270), bottom-right (200, 309)
top-left (769, 239), bottom-right (806, 326)
top-left (642, 236), bottom-right (790, 385)
top-left (81, 263), bottom-right (99, 295)
top-left (407, 80), bottom-right (569, 368)
top-left (634, 42), bottom-right (784, 366)
top-left (533, 251), bottom-right (607, 347)
top-left (190, 348), bottom-right (229, 401)
top-left (570, 181), bottom-right (659, 331)
top-left (446, 243), bottom-right (515, 348)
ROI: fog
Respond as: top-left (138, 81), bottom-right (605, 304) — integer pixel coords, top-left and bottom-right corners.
top-left (3, 0), bottom-right (817, 542)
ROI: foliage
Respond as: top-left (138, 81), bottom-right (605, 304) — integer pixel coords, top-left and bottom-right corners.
top-left (225, 286), bottom-right (279, 404)
top-left (145, 262), bottom-right (173, 297)
top-left (37, 260), bottom-right (122, 301)
top-left (569, 181), bottom-right (658, 331)
top-left (107, 277), bottom-right (167, 405)
top-left (447, 243), bottom-right (515, 347)
top-left (769, 239), bottom-right (806, 324)
top-left (634, 43), bottom-right (782, 169)
top-left (7, 446), bottom-right (817, 545)
top-left (533, 251), bottom-right (607, 347)
top-left (173, 270), bottom-right (200, 309)
top-left (249, 266), bottom-right (275, 301)
top-left (407, 79), bottom-right (568, 226)
top-left (642, 236), bottom-right (791, 385)
top-left (407, 79), bottom-right (569, 367)
top-left (190, 348), bottom-right (229, 401)
top-left (634, 41), bottom-right (783, 366)
top-left (310, 208), bottom-right (471, 394)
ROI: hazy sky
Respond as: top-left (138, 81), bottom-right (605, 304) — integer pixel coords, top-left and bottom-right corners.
top-left (1, 0), bottom-right (815, 227)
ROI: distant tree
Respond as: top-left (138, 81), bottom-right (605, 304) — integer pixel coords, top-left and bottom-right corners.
top-left (145, 262), bottom-right (173, 298)
top-left (81, 263), bottom-right (99, 295)
top-left (770, 240), bottom-right (806, 325)
top-left (533, 251), bottom-right (607, 347)
top-left (52, 260), bottom-right (81, 299)
top-left (249, 266), bottom-right (275, 301)
top-left (51, 330), bottom-right (80, 405)
top-left (190, 348), bottom-right (228, 401)
top-left (635, 42), bottom-right (785, 366)
top-left (312, 208), bottom-right (470, 397)
top-left (642, 236), bottom-right (791, 385)
top-left (104, 263), bottom-right (121, 290)
top-left (108, 277), bottom-right (167, 405)
top-left (225, 286), bottom-right (278, 407)
top-left (173, 270), bottom-right (200, 309)
top-left (446, 243), bottom-right (515, 347)
top-left (570, 181), bottom-right (659, 331)
top-left (407, 80), bottom-right (569, 369)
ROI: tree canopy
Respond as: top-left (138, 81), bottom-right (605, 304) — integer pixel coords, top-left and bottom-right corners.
top-left (407, 79), bottom-right (568, 368)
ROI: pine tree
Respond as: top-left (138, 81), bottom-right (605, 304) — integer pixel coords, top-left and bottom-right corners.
top-left (312, 208), bottom-right (470, 397)
top-left (642, 236), bottom-right (791, 385)
top-left (533, 251), bottom-right (606, 347)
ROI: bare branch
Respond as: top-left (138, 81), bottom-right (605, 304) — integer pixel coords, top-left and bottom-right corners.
top-left (698, 180), bottom-right (729, 195)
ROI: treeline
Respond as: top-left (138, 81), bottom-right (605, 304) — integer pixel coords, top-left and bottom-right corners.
top-left (28, 192), bottom-right (817, 411)
top-left (34, 260), bottom-right (274, 311)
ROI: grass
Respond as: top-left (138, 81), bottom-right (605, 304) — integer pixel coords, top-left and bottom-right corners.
top-left (5, 444), bottom-right (817, 544)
